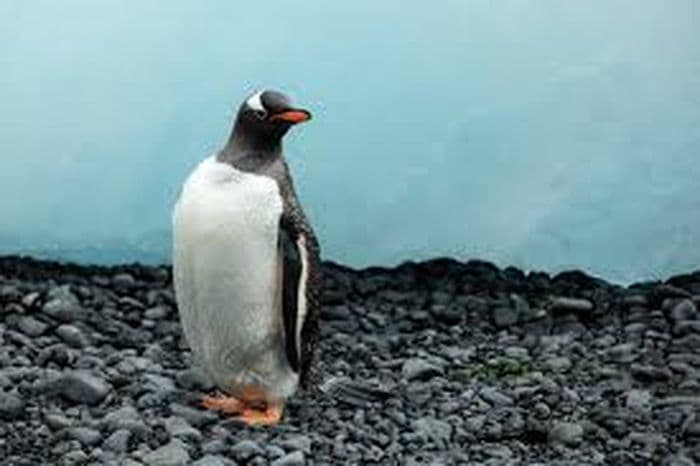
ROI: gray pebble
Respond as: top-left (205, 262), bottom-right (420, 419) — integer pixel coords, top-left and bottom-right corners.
top-left (169, 403), bottom-right (218, 428)
top-left (175, 367), bottom-right (215, 392)
top-left (544, 356), bottom-right (572, 373)
top-left (626, 389), bottom-right (652, 411)
top-left (102, 405), bottom-right (149, 436)
top-left (0, 391), bottom-right (24, 420)
top-left (493, 306), bottom-right (519, 328)
top-left (278, 434), bottom-right (312, 454)
top-left (411, 417), bottom-right (452, 443)
top-left (112, 273), bottom-right (137, 289)
top-left (480, 386), bottom-right (514, 406)
top-left (231, 439), bottom-right (265, 461)
top-left (607, 343), bottom-right (638, 363)
top-left (548, 421), bottom-right (584, 447)
top-left (69, 427), bottom-right (102, 446)
top-left (102, 428), bottom-right (132, 453)
top-left (271, 451), bottom-right (305, 466)
top-left (144, 306), bottom-right (169, 320)
top-left (401, 358), bottom-right (443, 381)
top-left (192, 455), bottom-right (231, 466)
top-left (17, 316), bottom-right (48, 337)
top-left (142, 439), bottom-right (190, 466)
top-left (671, 299), bottom-right (698, 322)
top-left (55, 324), bottom-right (88, 348)
top-left (45, 412), bottom-right (73, 430)
top-left (551, 297), bottom-right (594, 313)
top-left (56, 370), bottom-right (111, 405)
top-left (164, 415), bottom-right (202, 442)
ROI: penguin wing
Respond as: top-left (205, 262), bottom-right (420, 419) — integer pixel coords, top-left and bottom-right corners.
top-left (279, 216), bottom-right (306, 373)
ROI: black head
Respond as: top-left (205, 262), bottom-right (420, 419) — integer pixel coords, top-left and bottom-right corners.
top-left (229, 90), bottom-right (311, 152)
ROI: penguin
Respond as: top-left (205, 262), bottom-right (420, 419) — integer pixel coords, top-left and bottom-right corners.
top-left (172, 89), bottom-right (321, 425)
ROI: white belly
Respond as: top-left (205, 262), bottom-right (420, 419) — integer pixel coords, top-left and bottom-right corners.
top-left (172, 156), bottom-right (298, 400)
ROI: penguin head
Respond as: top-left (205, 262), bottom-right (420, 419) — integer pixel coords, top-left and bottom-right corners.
top-left (233, 90), bottom-right (311, 148)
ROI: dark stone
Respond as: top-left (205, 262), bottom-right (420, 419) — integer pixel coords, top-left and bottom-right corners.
top-left (56, 371), bottom-right (111, 405)
top-left (493, 306), bottom-right (518, 328)
top-left (401, 358), bottom-right (443, 382)
top-left (0, 391), bottom-right (24, 420)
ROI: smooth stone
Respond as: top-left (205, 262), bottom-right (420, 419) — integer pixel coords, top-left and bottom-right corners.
top-left (671, 299), bottom-right (698, 322)
top-left (278, 434), bottom-right (312, 454)
top-left (607, 343), bottom-right (638, 363)
top-left (102, 405), bottom-right (149, 436)
top-left (544, 356), bottom-right (572, 373)
top-left (551, 297), bottom-right (594, 313)
top-left (69, 427), bottom-right (102, 446)
top-left (142, 440), bottom-right (190, 466)
top-left (0, 391), bottom-right (24, 420)
top-left (548, 422), bottom-right (584, 447)
top-left (169, 403), bottom-right (218, 428)
top-left (231, 439), bottom-right (264, 461)
top-left (192, 455), bottom-right (231, 466)
top-left (56, 370), bottom-right (111, 405)
top-left (17, 316), bottom-right (48, 337)
top-left (102, 429), bottom-right (132, 453)
top-left (411, 417), bottom-right (452, 443)
top-left (626, 389), bottom-right (652, 410)
top-left (112, 273), bottom-right (137, 289)
top-left (144, 306), bottom-right (169, 320)
top-left (271, 451), bottom-right (305, 466)
top-left (480, 386), bottom-right (514, 406)
top-left (401, 358), bottom-right (443, 381)
top-left (493, 306), bottom-right (518, 328)
top-left (175, 367), bottom-right (214, 392)
top-left (55, 324), bottom-right (88, 348)
top-left (164, 416), bottom-right (201, 442)
top-left (45, 412), bottom-right (72, 429)
top-left (631, 364), bottom-right (672, 381)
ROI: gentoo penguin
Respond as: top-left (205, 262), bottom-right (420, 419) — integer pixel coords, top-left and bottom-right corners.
top-left (172, 90), bottom-right (321, 425)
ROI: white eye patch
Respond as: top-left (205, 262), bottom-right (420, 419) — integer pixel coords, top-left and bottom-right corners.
top-left (245, 91), bottom-right (265, 113)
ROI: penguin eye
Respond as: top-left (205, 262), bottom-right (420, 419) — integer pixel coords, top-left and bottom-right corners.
top-left (252, 108), bottom-right (267, 120)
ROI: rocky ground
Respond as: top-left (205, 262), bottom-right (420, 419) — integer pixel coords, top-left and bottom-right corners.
top-left (0, 256), bottom-right (700, 465)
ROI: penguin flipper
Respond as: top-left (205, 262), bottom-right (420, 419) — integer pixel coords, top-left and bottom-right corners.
top-left (279, 216), bottom-right (303, 373)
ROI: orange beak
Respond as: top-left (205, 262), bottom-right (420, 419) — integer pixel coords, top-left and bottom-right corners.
top-left (269, 109), bottom-right (312, 124)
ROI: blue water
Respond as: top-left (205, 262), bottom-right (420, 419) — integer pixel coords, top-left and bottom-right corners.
top-left (1, 1), bottom-right (699, 283)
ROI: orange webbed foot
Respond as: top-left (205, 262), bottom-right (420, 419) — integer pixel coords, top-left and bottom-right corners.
top-left (201, 392), bottom-right (284, 426)
top-left (239, 403), bottom-right (284, 426)
top-left (201, 393), bottom-right (245, 414)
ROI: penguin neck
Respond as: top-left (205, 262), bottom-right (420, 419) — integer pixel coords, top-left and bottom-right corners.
top-left (219, 123), bottom-right (283, 173)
